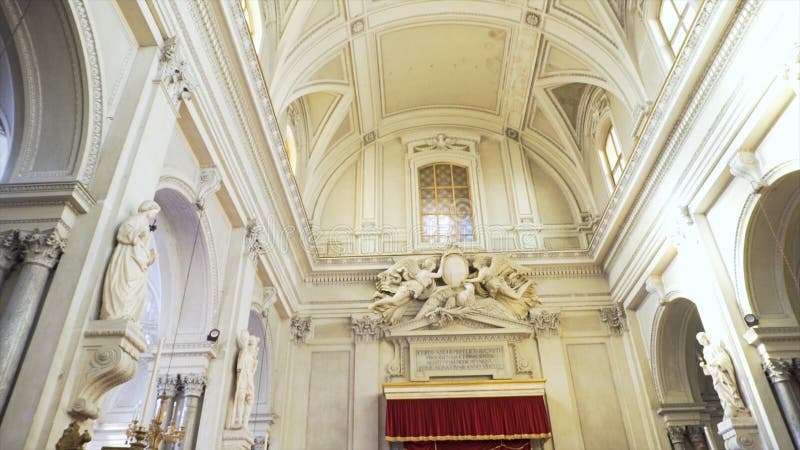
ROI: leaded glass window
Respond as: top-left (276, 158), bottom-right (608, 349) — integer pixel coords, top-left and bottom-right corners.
top-left (659, 0), bottom-right (698, 55)
top-left (419, 163), bottom-right (474, 244)
top-left (600, 126), bottom-right (626, 187)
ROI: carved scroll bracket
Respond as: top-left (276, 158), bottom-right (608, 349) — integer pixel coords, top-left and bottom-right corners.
top-left (68, 319), bottom-right (147, 421)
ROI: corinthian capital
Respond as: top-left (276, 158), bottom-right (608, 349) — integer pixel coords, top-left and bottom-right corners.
top-left (180, 373), bottom-right (206, 397)
top-left (19, 229), bottom-right (66, 269)
top-left (0, 230), bottom-right (20, 271)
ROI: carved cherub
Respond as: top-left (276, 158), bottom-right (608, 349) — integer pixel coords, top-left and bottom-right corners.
top-left (466, 255), bottom-right (537, 318)
top-left (55, 422), bottom-right (91, 450)
top-left (370, 257), bottom-right (443, 324)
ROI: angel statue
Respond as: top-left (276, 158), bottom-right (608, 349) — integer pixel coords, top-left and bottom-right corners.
top-left (465, 255), bottom-right (537, 319)
top-left (100, 201), bottom-right (160, 322)
top-left (230, 330), bottom-right (260, 429)
top-left (369, 257), bottom-right (443, 324)
top-left (696, 332), bottom-right (749, 418)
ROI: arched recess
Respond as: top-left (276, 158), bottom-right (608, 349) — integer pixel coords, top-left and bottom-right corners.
top-left (740, 171), bottom-right (800, 328)
top-left (0, 0), bottom-right (100, 184)
top-left (651, 297), bottom-right (722, 438)
top-left (90, 187), bottom-right (215, 449)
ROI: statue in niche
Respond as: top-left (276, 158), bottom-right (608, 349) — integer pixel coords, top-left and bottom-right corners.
top-left (369, 246), bottom-right (539, 327)
top-left (100, 201), bottom-right (161, 322)
top-left (696, 332), bottom-right (749, 418)
top-left (230, 330), bottom-right (260, 429)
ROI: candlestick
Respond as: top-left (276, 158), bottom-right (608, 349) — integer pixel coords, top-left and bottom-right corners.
top-left (141, 338), bottom-right (164, 422)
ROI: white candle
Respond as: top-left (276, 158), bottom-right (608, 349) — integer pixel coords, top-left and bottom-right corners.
top-left (141, 338), bottom-right (164, 424)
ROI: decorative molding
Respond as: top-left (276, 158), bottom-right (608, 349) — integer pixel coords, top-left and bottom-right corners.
top-left (156, 36), bottom-right (193, 109)
top-left (528, 309), bottom-right (560, 337)
top-left (350, 17), bottom-right (365, 35)
top-left (72, 0), bottom-right (104, 185)
top-left (524, 11), bottom-right (541, 27)
top-left (599, 303), bottom-right (627, 335)
top-left (510, 342), bottom-right (534, 375)
top-left (729, 151), bottom-right (765, 193)
top-left (414, 133), bottom-right (470, 153)
top-left (362, 130), bottom-right (377, 144)
top-left (645, 274), bottom-right (666, 302)
top-left (196, 166), bottom-right (222, 210)
top-left (0, 181), bottom-right (97, 215)
top-left (245, 219), bottom-right (267, 260)
top-left (504, 127), bottom-right (520, 141)
top-left (289, 315), bottom-right (311, 343)
top-left (351, 314), bottom-right (382, 342)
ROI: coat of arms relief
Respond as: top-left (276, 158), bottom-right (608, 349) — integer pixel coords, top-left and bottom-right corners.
top-left (369, 246), bottom-right (540, 328)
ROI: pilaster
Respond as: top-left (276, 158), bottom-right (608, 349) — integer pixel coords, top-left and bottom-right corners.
top-left (351, 314), bottom-right (382, 449)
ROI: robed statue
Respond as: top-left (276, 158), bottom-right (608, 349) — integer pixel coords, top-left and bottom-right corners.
top-left (696, 332), bottom-right (749, 418)
top-left (100, 201), bottom-right (161, 321)
top-left (230, 330), bottom-right (260, 429)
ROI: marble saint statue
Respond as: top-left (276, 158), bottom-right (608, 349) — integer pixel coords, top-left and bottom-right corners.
top-left (696, 332), bottom-right (749, 418)
top-left (231, 330), bottom-right (260, 429)
top-left (100, 201), bottom-right (161, 322)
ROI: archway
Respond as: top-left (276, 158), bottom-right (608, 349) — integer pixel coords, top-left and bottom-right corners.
top-left (652, 298), bottom-right (723, 449)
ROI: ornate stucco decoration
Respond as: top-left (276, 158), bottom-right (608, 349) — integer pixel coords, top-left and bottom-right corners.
top-left (245, 219), bottom-right (267, 260)
top-left (411, 134), bottom-right (471, 154)
top-left (0, 230), bottom-right (20, 273)
top-left (599, 303), bottom-right (627, 335)
top-left (157, 37), bottom-right (193, 109)
top-left (351, 314), bottom-right (383, 342)
top-left (290, 316), bottom-right (311, 343)
top-left (369, 246), bottom-right (540, 327)
top-left (195, 166), bottom-right (221, 210)
top-left (529, 309), bottom-right (560, 337)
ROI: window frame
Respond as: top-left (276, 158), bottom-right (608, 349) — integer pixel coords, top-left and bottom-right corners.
top-left (405, 134), bottom-right (487, 251)
top-left (657, 0), bottom-right (700, 57)
top-left (417, 162), bottom-right (476, 245)
top-left (598, 123), bottom-right (627, 191)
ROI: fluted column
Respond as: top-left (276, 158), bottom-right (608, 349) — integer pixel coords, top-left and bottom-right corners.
top-left (667, 425), bottom-right (688, 450)
top-left (763, 358), bottom-right (800, 448)
top-left (176, 374), bottom-right (205, 450)
top-left (686, 425), bottom-right (709, 450)
top-left (0, 230), bottom-right (20, 290)
top-left (0, 229), bottom-right (64, 410)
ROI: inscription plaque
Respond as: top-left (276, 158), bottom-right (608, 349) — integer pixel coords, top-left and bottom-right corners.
top-left (410, 344), bottom-right (511, 380)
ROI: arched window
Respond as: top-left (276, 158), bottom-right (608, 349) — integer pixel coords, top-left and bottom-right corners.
top-left (241, 0), bottom-right (264, 54)
top-left (600, 126), bottom-right (626, 188)
top-left (658, 0), bottom-right (698, 55)
top-left (418, 163), bottom-right (474, 244)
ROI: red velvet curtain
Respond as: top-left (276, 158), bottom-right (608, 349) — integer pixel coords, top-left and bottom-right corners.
top-left (402, 440), bottom-right (532, 450)
top-left (386, 396), bottom-right (551, 442)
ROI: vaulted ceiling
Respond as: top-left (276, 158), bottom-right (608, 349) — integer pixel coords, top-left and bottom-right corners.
top-left (263, 0), bottom-right (646, 218)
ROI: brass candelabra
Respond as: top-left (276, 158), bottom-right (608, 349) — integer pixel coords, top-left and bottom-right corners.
top-left (126, 395), bottom-right (184, 449)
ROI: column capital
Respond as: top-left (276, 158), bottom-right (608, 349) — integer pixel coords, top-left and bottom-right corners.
top-left (599, 303), bottom-right (627, 335)
top-left (351, 314), bottom-right (382, 342)
top-left (180, 373), bottom-right (206, 397)
top-left (0, 229), bottom-right (20, 271)
top-left (290, 315), bottom-right (311, 344)
top-left (763, 357), bottom-right (793, 383)
top-left (19, 228), bottom-right (66, 269)
top-left (529, 308), bottom-right (560, 337)
top-left (667, 425), bottom-right (688, 444)
top-left (686, 425), bottom-right (710, 450)
top-left (158, 375), bottom-right (180, 397)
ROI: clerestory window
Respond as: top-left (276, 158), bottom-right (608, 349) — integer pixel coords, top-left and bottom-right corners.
top-left (418, 163), bottom-right (475, 244)
top-left (241, 0), bottom-right (263, 53)
top-left (658, 0), bottom-right (698, 55)
top-left (600, 126), bottom-right (626, 188)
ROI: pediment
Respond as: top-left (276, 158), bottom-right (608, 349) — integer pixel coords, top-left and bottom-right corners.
top-left (383, 312), bottom-right (534, 340)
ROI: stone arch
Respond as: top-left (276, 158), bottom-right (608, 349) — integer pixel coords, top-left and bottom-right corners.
top-left (736, 171), bottom-right (800, 328)
top-left (0, 0), bottom-right (101, 184)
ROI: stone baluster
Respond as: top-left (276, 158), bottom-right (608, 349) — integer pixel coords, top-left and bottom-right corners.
top-left (686, 425), bottom-right (710, 450)
top-left (0, 229), bottom-right (65, 410)
top-left (667, 425), bottom-right (688, 450)
top-left (175, 374), bottom-right (205, 450)
top-left (0, 230), bottom-right (20, 290)
top-left (763, 358), bottom-right (800, 448)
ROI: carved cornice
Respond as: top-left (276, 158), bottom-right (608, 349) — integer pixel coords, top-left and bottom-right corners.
top-left (0, 181), bottom-right (96, 214)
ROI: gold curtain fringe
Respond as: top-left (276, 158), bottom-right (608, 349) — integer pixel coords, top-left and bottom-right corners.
top-left (387, 433), bottom-right (552, 442)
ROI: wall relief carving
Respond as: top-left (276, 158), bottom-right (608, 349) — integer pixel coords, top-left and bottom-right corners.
top-left (369, 246), bottom-right (539, 327)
